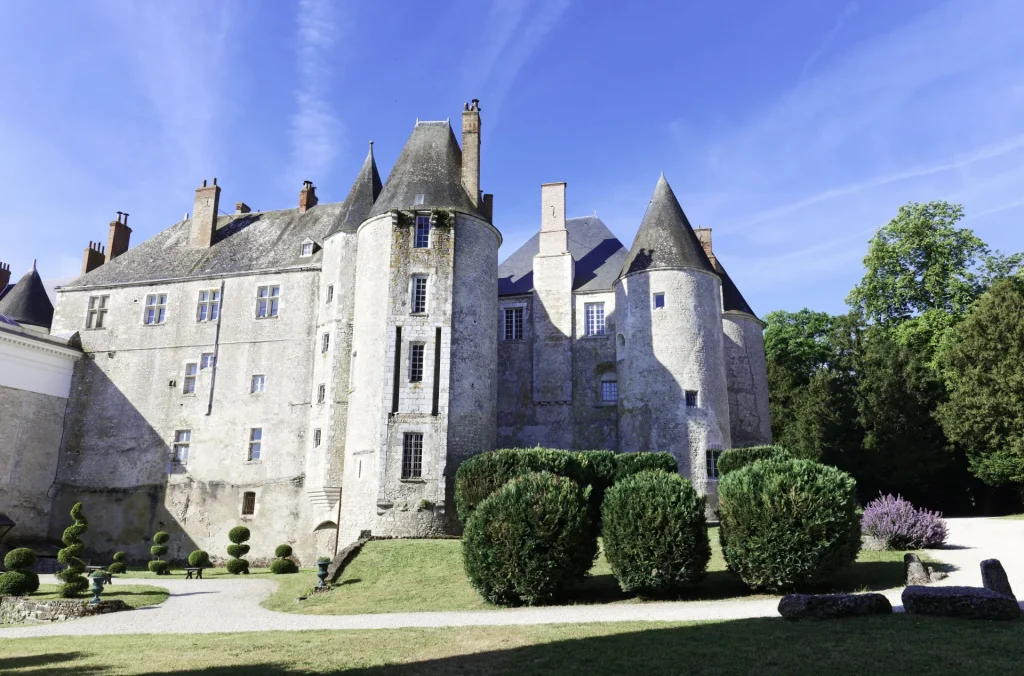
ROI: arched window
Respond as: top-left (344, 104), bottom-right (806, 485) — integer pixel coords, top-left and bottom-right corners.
top-left (600, 372), bottom-right (618, 403)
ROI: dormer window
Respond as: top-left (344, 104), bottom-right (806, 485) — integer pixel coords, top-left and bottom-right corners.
top-left (300, 240), bottom-right (315, 257)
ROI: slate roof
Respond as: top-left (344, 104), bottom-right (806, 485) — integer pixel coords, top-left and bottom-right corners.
top-left (0, 263), bottom-right (54, 328)
top-left (369, 121), bottom-right (483, 219)
top-left (619, 175), bottom-right (715, 278)
top-left (498, 216), bottom-right (627, 296)
top-left (327, 143), bottom-right (382, 237)
top-left (0, 283), bottom-right (12, 301)
top-left (713, 259), bottom-right (757, 317)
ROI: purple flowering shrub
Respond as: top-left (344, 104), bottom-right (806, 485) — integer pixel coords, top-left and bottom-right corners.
top-left (861, 494), bottom-right (948, 550)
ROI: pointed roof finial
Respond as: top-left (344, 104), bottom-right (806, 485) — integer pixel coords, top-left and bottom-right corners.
top-left (31, 259), bottom-right (37, 272)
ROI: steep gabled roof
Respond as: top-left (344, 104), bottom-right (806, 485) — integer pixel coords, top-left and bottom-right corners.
top-left (498, 216), bottom-right (627, 295)
top-left (369, 121), bottom-right (482, 218)
top-left (619, 175), bottom-right (715, 278)
top-left (713, 259), bottom-right (757, 317)
top-left (0, 262), bottom-right (54, 329)
top-left (328, 142), bottom-right (382, 236)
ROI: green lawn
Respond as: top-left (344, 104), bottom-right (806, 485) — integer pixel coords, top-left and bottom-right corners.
top-left (117, 566), bottom-right (276, 579)
top-left (998, 513), bottom-right (1024, 520)
top-left (29, 584), bottom-right (169, 610)
top-left (3, 615), bottom-right (1022, 675)
top-left (262, 529), bottom-right (924, 615)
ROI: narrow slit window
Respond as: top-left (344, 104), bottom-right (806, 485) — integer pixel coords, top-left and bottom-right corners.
top-left (256, 285), bottom-right (280, 318)
top-left (144, 293), bottom-right (168, 325)
top-left (197, 289), bottom-right (221, 322)
top-left (172, 429), bottom-right (191, 463)
top-left (251, 374), bottom-right (266, 394)
top-left (409, 343), bottom-right (425, 382)
top-left (411, 276), bottom-right (428, 314)
top-left (706, 447), bottom-right (723, 480)
top-left (182, 363), bottom-right (198, 394)
top-left (317, 383), bottom-right (326, 403)
top-left (86, 295), bottom-right (109, 329)
top-left (414, 215), bottom-right (430, 248)
top-left (503, 307), bottom-right (523, 340)
top-left (585, 302), bottom-right (606, 336)
top-left (321, 332), bottom-right (330, 353)
top-left (326, 284), bottom-right (334, 304)
top-left (402, 433), bottom-right (423, 479)
top-left (313, 428), bottom-right (321, 448)
top-left (248, 428), bottom-right (262, 461)
top-left (653, 292), bottom-right (665, 309)
top-left (241, 491), bottom-right (256, 515)
top-left (685, 390), bottom-right (699, 408)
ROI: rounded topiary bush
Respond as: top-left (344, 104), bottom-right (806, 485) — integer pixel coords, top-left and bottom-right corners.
top-left (149, 531), bottom-right (170, 575)
top-left (187, 550), bottom-right (211, 568)
top-left (602, 470), bottom-right (711, 595)
top-left (612, 452), bottom-right (678, 483)
top-left (274, 544), bottom-right (293, 558)
top-left (107, 551), bottom-right (127, 574)
top-left (463, 471), bottom-right (597, 606)
top-left (4, 547), bottom-right (37, 571)
top-left (227, 526), bottom-right (251, 575)
top-left (716, 445), bottom-right (790, 476)
top-left (0, 548), bottom-right (40, 596)
top-left (718, 457), bottom-right (861, 592)
top-left (148, 560), bottom-right (170, 575)
top-left (225, 558), bottom-right (249, 575)
top-left (270, 544), bottom-right (298, 574)
top-left (57, 502), bottom-right (89, 597)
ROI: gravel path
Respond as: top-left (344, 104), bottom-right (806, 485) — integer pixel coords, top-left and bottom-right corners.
top-left (1, 517), bottom-right (1018, 639)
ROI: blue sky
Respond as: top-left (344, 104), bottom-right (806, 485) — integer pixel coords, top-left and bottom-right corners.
top-left (1, 0), bottom-right (1022, 316)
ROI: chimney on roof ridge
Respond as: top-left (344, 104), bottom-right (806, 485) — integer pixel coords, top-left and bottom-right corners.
top-left (539, 182), bottom-right (568, 256)
top-left (106, 211), bottom-right (132, 263)
top-left (236, 202), bottom-right (251, 214)
top-left (190, 177), bottom-right (221, 248)
top-left (461, 99), bottom-right (481, 209)
top-left (0, 261), bottom-right (10, 292)
top-left (299, 180), bottom-right (318, 213)
top-left (694, 227), bottom-right (716, 267)
top-left (82, 240), bottom-right (105, 275)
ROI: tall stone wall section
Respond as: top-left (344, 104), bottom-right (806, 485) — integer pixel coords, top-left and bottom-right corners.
top-left (722, 312), bottom-right (772, 448)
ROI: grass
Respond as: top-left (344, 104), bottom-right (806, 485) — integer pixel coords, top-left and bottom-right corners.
top-left (997, 513), bottom-right (1024, 520)
top-left (28, 584), bottom-right (169, 609)
top-left (2, 615), bottom-right (1023, 675)
top-left (262, 528), bottom-right (925, 615)
top-left (117, 566), bottom-right (276, 579)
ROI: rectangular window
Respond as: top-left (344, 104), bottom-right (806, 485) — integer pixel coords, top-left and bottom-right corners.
top-left (196, 289), bottom-right (221, 322)
top-left (144, 293), bottom-right (168, 325)
top-left (313, 428), bottom-right (321, 448)
top-left (321, 332), bottom-right (330, 353)
top-left (172, 429), bottom-right (191, 463)
top-left (411, 276), bottom-right (428, 314)
top-left (85, 294), bottom-right (109, 329)
top-left (653, 292), bottom-right (665, 309)
top-left (248, 428), bottom-right (262, 461)
top-left (503, 307), bottom-right (523, 341)
top-left (601, 380), bottom-right (618, 402)
top-left (402, 432), bottom-right (423, 479)
top-left (256, 285), bottom-right (280, 318)
top-left (200, 353), bottom-right (215, 370)
top-left (317, 383), bottom-right (326, 403)
top-left (585, 302), bottom-right (606, 336)
top-left (301, 241), bottom-right (314, 256)
top-left (251, 374), bottom-right (266, 394)
top-left (182, 363), bottom-right (198, 394)
top-left (326, 284), bottom-right (334, 304)
top-left (409, 343), bottom-right (425, 382)
top-left (414, 215), bottom-right (431, 248)
top-left (685, 390), bottom-right (699, 408)
top-left (241, 491), bottom-right (256, 515)
top-left (706, 448), bottom-right (723, 480)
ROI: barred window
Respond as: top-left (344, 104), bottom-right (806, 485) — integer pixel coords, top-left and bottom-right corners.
top-left (414, 216), bottom-right (430, 248)
top-left (196, 289), bottom-right (220, 322)
top-left (601, 380), bottom-right (618, 402)
top-left (182, 363), bottom-right (198, 394)
top-left (241, 491), bottom-right (256, 515)
top-left (144, 293), bottom-right (167, 325)
top-left (248, 428), bottom-right (262, 461)
top-left (256, 285), bottom-right (280, 318)
top-left (86, 295), bottom-right (109, 329)
top-left (409, 343), bottom-right (425, 382)
top-left (402, 433), bottom-right (423, 479)
top-left (585, 302), bottom-right (606, 336)
top-left (706, 447), bottom-right (723, 480)
top-left (411, 276), bottom-right (428, 314)
top-left (172, 429), bottom-right (191, 463)
top-left (685, 390), bottom-right (699, 408)
top-left (251, 374), bottom-right (266, 394)
top-left (503, 307), bottom-right (523, 341)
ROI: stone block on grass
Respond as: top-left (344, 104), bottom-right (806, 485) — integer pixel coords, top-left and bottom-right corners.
top-left (902, 585), bottom-right (1020, 620)
top-left (778, 593), bottom-right (892, 621)
top-left (980, 559), bottom-right (1015, 600)
top-left (904, 553), bottom-right (931, 585)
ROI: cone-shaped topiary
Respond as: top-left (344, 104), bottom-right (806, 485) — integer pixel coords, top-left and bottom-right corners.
top-left (188, 550), bottom-right (211, 568)
top-left (226, 526), bottom-right (251, 575)
top-left (270, 544), bottom-right (298, 574)
top-left (0, 548), bottom-right (40, 596)
top-left (56, 502), bottom-right (89, 597)
top-left (107, 552), bottom-right (127, 574)
top-left (148, 531), bottom-right (171, 575)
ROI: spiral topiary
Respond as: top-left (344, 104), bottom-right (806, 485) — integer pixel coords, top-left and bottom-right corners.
top-left (188, 550), bottom-right (211, 568)
top-left (147, 531), bottom-right (171, 575)
top-left (226, 526), bottom-right (251, 575)
top-left (56, 502), bottom-right (89, 597)
top-left (270, 544), bottom-right (298, 574)
top-left (107, 551), bottom-right (127, 575)
top-left (0, 548), bottom-right (40, 596)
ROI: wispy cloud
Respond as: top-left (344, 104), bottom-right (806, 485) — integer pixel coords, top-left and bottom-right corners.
top-left (287, 0), bottom-right (347, 188)
top-left (798, 2), bottom-right (859, 81)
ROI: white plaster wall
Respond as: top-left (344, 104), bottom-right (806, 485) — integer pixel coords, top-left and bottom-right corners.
top-left (723, 312), bottom-right (772, 448)
top-left (0, 332), bottom-right (78, 398)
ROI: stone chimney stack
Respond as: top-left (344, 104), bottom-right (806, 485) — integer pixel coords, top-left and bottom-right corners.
top-left (299, 181), bottom-right (318, 213)
top-left (461, 99), bottom-right (481, 209)
top-left (694, 227), bottom-right (717, 268)
top-left (482, 193), bottom-right (494, 223)
top-left (106, 211), bottom-right (132, 262)
top-left (82, 241), bottom-right (105, 275)
top-left (0, 262), bottom-right (10, 291)
top-left (190, 178), bottom-right (221, 249)
top-left (235, 202), bottom-right (251, 214)
top-left (539, 182), bottom-right (568, 255)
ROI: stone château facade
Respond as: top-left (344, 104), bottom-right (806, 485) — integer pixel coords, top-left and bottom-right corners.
top-left (6, 101), bottom-right (769, 565)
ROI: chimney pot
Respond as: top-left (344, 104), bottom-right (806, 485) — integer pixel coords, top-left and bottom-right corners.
top-left (107, 209), bottom-right (133, 262)
top-left (190, 178), bottom-right (222, 248)
top-left (0, 261), bottom-right (9, 293)
top-left (461, 99), bottom-right (482, 209)
top-left (236, 202), bottom-right (251, 214)
top-left (299, 181), bottom-right (318, 213)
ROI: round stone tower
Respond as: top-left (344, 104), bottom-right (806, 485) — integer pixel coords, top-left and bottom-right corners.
top-left (614, 175), bottom-right (731, 507)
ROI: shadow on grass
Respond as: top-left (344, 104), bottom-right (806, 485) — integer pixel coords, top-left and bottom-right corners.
top-left (0, 652), bottom-right (92, 674)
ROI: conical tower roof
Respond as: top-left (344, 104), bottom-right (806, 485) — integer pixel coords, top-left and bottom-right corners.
top-left (369, 121), bottom-right (482, 218)
top-left (620, 175), bottom-right (716, 278)
top-left (0, 261), bottom-right (54, 329)
top-left (713, 259), bottom-right (757, 317)
top-left (328, 142), bottom-right (383, 236)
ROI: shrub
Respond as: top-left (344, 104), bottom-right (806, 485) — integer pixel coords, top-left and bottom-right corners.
top-left (148, 531), bottom-right (170, 575)
top-left (270, 558), bottom-right (299, 574)
top-left (462, 471), bottom-right (597, 606)
top-left (107, 552), bottom-right (127, 574)
top-left (148, 560), bottom-right (170, 575)
top-left (0, 548), bottom-right (40, 596)
top-left (56, 502), bottom-right (89, 597)
top-left (612, 452), bottom-right (678, 483)
top-left (578, 450), bottom-right (617, 506)
top-left (718, 457), bottom-right (861, 592)
top-left (227, 526), bottom-right (251, 575)
top-left (188, 550), bottom-right (211, 568)
top-left (274, 544), bottom-right (293, 558)
top-left (4, 547), bottom-right (37, 571)
top-left (861, 494), bottom-right (948, 550)
top-left (602, 470), bottom-right (711, 595)
top-left (716, 445), bottom-right (790, 476)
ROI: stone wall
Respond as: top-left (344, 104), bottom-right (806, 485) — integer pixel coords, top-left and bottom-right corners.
top-left (0, 596), bottom-right (128, 624)
top-left (722, 312), bottom-right (772, 448)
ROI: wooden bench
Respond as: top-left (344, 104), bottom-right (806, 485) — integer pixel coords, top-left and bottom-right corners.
top-left (184, 567), bottom-right (204, 579)
top-left (85, 565), bottom-right (113, 585)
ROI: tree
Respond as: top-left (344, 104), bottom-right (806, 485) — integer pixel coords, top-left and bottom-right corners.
top-left (937, 278), bottom-right (1024, 487)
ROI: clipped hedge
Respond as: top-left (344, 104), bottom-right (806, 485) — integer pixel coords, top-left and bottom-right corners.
top-left (107, 551), bottom-right (127, 574)
top-left (463, 471), bottom-right (597, 606)
top-left (227, 526), bottom-right (251, 575)
top-left (716, 445), bottom-right (790, 476)
top-left (188, 550), bottom-right (211, 568)
top-left (602, 470), bottom-right (710, 595)
top-left (148, 560), bottom-right (170, 575)
top-left (149, 531), bottom-right (170, 575)
top-left (718, 457), bottom-right (861, 592)
top-left (271, 544), bottom-right (298, 574)
top-left (0, 548), bottom-right (40, 596)
top-left (612, 452), bottom-right (678, 483)
top-left (4, 547), bottom-right (37, 571)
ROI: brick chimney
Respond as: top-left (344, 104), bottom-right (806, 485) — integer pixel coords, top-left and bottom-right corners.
top-left (694, 228), bottom-right (717, 268)
top-left (461, 99), bottom-right (481, 209)
top-left (539, 182), bottom-right (568, 256)
top-left (106, 211), bottom-right (132, 262)
top-left (299, 181), bottom-right (318, 213)
top-left (236, 202), bottom-right (251, 214)
top-left (190, 178), bottom-right (221, 248)
top-left (0, 262), bottom-right (10, 291)
top-left (82, 241), bottom-right (105, 275)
